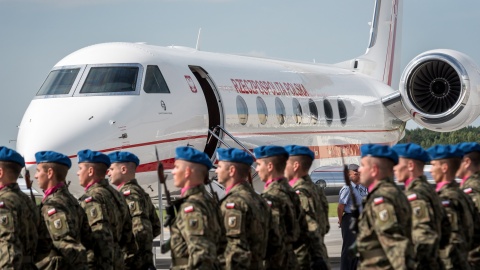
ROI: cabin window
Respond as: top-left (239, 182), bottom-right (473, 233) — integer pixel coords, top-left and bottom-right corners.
top-left (256, 97), bottom-right (268, 125)
top-left (324, 99), bottom-right (333, 126)
top-left (293, 98), bottom-right (302, 124)
top-left (309, 99), bottom-right (318, 124)
top-left (144, 65), bottom-right (170, 93)
top-left (275, 97), bottom-right (286, 125)
top-left (80, 66), bottom-right (138, 94)
top-left (338, 99), bottom-right (347, 125)
top-left (37, 68), bottom-right (80, 96)
top-left (236, 96), bottom-right (248, 125)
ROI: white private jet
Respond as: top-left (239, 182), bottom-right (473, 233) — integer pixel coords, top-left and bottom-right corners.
top-left (16, 0), bottom-right (480, 199)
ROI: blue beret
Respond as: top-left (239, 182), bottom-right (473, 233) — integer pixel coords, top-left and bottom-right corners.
top-left (284, 145), bottom-right (314, 160)
top-left (392, 143), bottom-right (430, 163)
top-left (253, 145), bottom-right (289, 159)
top-left (77, 149), bottom-right (111, 167)
top-left (456, 142), bottom-right (480, 156)
top-left (216, 148), bottom-right (254, 166)
top-left (175, 147), bottom-right (212, 169)
top-left (108, 151), bottom-right (140, 166)
top-left (427, 145), bottom-right (463, 160)
top-left (0, 147), bottom-right (25, 167)
top-left (35, 151), bottom-right (71, 168)
top-left (360, 144), bottom-right (398, 165)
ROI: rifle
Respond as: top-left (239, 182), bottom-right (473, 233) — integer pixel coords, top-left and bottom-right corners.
top-left (205, 175), bottom-right (220, 205)
top-left (25, 169), bottom-right (36, 204)
top-left (340, 150), bottom-right (360, 234)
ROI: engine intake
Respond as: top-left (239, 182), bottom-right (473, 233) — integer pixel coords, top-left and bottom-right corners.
top-left (399, 49), bottom-right (480, 131)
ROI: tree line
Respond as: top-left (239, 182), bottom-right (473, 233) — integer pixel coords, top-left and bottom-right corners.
top-left (398, 126), bottom-right (480, 148)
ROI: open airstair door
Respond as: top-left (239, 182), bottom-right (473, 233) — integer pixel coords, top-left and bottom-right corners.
top-left (189, 66), bottom-right (224, 160)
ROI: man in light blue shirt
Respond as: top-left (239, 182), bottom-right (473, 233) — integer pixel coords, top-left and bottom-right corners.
top-left (337, 164), bottom-right (367, 270)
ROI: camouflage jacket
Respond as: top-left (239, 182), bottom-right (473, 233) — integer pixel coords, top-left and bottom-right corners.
top-left (170, 185), bottom-right (223, 270)
top-left (437, 180), bottom-right (477, 270)
top-left (404, 175), bottom-right (451, 269)
top-left (311, 177), bottom-right (330, 236)
top-left (36, 185), bottom-right (92, 270)
top-left (291, 176), bottom-right (330, 270)
top-left (356, 178), bottom-right (415, 270)
top-left (0, 183), bottom-right (38, 269)
top-left (219, 181), bottom-right (270, 270)
top-left (458, 172), bottom-right (480, 269)
top-left (261, 178), bottom-right (300, 270)
top-left (119, 179), bottom-right (161, 268)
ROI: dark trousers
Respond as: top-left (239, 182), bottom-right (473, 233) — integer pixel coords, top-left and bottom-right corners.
top-left (340, 213), bottom-right (359, 270)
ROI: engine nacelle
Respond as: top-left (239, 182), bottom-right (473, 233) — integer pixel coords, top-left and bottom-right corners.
top-left (399, 49), bottom-right (480, 131)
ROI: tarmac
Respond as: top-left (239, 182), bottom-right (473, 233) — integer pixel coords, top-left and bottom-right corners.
top-left (153, 217), bottom-right (343, 270)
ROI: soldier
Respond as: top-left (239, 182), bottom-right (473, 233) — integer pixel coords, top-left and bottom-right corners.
top-left (337, 163), bottom-right (366, 270)
top-left (169, 146), bottom-right (223, 269)
top-left (254, 145), bottom-right (301, 270)
top-left (392, 143), bottom-right (451, 269)
top-left (456, 142), bottom-right (480, 268)
top-left (34, 151), bottom-right (92, 270)
top-left (77, 149), bottom-right (134, 269)
top-left (107, 151), bottom-right (160, 270)
top-left (0, 146), bottom-right (38, 269)
top-left (284, 145), bottom-right (329, 270)
top-left (214, 148), bottom-right (270, 269)
top-left (354, 144), bottom-right (415, 269)
top-left (427, 144), bottom-right (477, 270)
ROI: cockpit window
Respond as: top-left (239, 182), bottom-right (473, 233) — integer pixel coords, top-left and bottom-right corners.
top-left (37, 68), bottom-right (80, 96)
top-left (80, 66), bottom-right (138, 93)
top-left (144, 65), bottom-right (170, 93)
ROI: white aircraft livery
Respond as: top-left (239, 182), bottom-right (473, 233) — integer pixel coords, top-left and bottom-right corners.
top-left (16, 0), bottom-right (480, 198)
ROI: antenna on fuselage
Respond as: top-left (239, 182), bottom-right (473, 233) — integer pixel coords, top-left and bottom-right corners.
top-left (196, 28), bottom-right (202, 51)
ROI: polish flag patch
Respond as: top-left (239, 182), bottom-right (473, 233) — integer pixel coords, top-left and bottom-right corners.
top-left (123, 190), bottom-right (131, 196)
top-left (407, 194), bottom-right (417, 201)
top-left (85, 197), bottom-right (93, 203)
top-left (48, 208), bottom-right (57, 216)
top-left (464, 188), bottom-right (473, 194)
top-left (184, 206), bottom-right (194, 213)
top-left (0, 202), bottom-right (4, 208)
top-left (442, 200), bottom-right (450, 207)
top-left (374, 197), bottom-right (384, 205)
top-left (226, 203), bottom-right (235, 209)
top-left (296, 190), bottom-right (301, 195)
top-left (267, 200), bottom-right (272, 207)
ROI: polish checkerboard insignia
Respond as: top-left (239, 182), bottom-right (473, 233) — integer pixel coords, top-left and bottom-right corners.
top-left (48, 208), bottom-right (57, 216)
top-left (85, 196), bottom-right (93, 203)
top-left (184, 206), bottom-right (194, 213)
top-left (407, 194), bottom-right (417, 201)
top-left (464, 188), bottom-right (473, 194)
top-left (374, 197), bottom-right (384, 205)
top-left (123, 190), bottom-right (131, 196)
top-left (226, 203), bottom-right (235, 209)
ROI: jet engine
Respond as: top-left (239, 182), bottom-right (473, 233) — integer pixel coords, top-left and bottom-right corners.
top-left (399, 49), bottom-right (480, 131)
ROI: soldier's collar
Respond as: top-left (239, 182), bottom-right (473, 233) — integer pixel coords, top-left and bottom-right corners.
top-left (181, 184), bottom-right (204, 198)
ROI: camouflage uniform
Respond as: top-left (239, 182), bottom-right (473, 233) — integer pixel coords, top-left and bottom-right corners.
top-left (261, 178), bottom-right (301, 270)
top-left (461, 172), bottom-right (480, 268)
top-left (437, 180), bottom-right (476, 270)
top-left (404, 175), bottom-right (451, 269)
top-left (313, 181), bottom-right (330, 237)
top-left (219, 181), bottom-right (270, 270)
top-left (80, 178), bottom-right (136, 270)
top-left (119, 178), bottom-right (161, 269)
top-left (356, 178), bottom-right (415, 270)
top-left (36, 184), bottom-right (92, 270)
top-left (0, 183), bottom-right (38, 269)
top-left (170, 185), bottom-right (223, 269)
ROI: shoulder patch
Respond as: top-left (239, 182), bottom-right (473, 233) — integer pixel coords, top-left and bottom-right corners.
top-left (374, 197), bottom-right (384, 205)
top-left (48, 208), bottom-right (57, 216)
top-left (85, 196), bottom-right (93, 203)
top-left (184, 205), bottom-right (194, 213)
top-left (225, 202), bottom-right (235, 209)
top-left (123, 190), bottom-right (131, 196)
top-left (0, 202), bottom-right (4, 208)
top-left (266, 200), bottom-right (272, 207)
top-left (407, 193), bottom-right (417, 201)
top-left (296, 190), bottom-right (301, 195)
top-left (442, 200), bottom-right (450, 207)
top-left (464, 188), bottom-right (473, 194)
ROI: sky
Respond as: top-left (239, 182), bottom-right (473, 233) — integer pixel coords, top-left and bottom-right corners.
top-left (1, 0), bottom-right (480, 148)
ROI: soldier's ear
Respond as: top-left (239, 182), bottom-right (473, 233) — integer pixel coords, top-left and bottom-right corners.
top-left (228, 164), bottom-right (235, 177)
top-left (120, 165), bottom-right (128, 174)
top-left (47, 167), bottom-right (54, 179)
